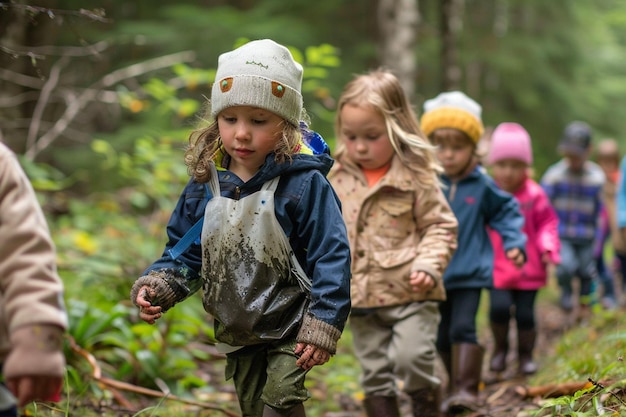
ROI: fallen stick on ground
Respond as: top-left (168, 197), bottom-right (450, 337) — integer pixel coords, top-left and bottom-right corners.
top-left (516, 379), bottom-right (612, 398)
top-left (68, 336), bottom-right (240, 417)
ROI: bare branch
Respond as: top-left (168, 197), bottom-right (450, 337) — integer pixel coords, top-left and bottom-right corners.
top-left (98, 51), bottom-right (196, 87)
top-left (0, 45), bottom-right (45, 61)
top-left (27, 56), bottom-right (69, 150)
top-left (25, 50), bottom-right (197, 160)
top-left (0, 3), bottom-right (111, 23)
top-left (3, 118), bottom-right (89, 144)
top-left (0, 68), bottom-right (45, 89)
top-left (0, 88), bottom-right (118, 108)
top-left (0, 40), bottom-right (109, 59)
top-left (68, 336), bottom-right (241, 417)
top-left (0, 91), bottom-right (42, 107)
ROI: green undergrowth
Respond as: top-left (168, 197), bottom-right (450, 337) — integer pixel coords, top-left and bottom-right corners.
top-left (21, 272), bottom-right (626, 416)
top-left (531, 309), bottom-right (626, 387)
top-left (528, 305), bottom-right (626, 416)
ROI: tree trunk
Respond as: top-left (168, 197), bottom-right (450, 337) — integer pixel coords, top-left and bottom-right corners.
top-left (0, 0), bottom-right (61, 154)
top-left (440, 0), bottom-right (464, 91)
top-left (377, 0), bottom-right (419, 101)
top-left (0, 0), bottom-right (30, 152)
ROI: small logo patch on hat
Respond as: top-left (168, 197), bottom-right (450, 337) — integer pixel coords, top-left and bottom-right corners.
top-left (219, 78), bottom-right (233, 93)
top-left (272, 81), bottom-right (286, 98)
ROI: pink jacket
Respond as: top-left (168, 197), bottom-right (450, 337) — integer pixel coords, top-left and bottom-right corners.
top-left (490, 177), bottom-right (560, 290)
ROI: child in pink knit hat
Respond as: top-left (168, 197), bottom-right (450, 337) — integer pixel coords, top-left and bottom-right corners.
top-left (486, 122), bottom-right (560, 379)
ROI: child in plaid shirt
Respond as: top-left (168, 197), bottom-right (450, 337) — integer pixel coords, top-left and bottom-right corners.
top-left (540, 121), bottom-right (605, 321)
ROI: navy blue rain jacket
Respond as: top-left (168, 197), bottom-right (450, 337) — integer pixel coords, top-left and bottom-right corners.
top-left (144, 151), bottom-right (352, 332)
top-left (440, 166), bottom-right (526, 290)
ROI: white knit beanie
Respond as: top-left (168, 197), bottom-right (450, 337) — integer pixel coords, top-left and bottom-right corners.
top-left (420, 91), bottom-right (484, 143)
top-left (211, 39), bottom-right (303, 126)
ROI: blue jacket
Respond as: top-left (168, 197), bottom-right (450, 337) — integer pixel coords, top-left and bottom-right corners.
top-left (441, 166), bottom-right (526, 290)
top-left (145, 151), bottom-right (352, 332)
top-left (617, 156), bottom-right (626, 230)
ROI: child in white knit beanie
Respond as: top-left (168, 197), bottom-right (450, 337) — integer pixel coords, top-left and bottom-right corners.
top-left (130, 39), bottom-right (350, 417)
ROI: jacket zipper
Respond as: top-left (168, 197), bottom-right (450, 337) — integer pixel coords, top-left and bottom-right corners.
top-left (449, 182), bottom-right (457, 201)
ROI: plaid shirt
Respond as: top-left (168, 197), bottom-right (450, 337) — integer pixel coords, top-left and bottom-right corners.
top-left (541, 159), bottom-right (605, 241)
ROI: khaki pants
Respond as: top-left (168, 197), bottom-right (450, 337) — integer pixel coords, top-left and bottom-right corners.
top-left (351, 301), bottom-right (441, 396)
top-left (225, 338), bottom-right (310, 416)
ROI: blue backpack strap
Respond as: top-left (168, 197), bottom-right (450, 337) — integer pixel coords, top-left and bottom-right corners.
top-left (167, 183), bottom-right (211, 260)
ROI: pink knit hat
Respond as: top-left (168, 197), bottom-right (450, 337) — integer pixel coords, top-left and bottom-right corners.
top-left (487, 122), bottom-right (533, 165)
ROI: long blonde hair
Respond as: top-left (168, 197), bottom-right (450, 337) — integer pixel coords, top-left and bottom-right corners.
top-left (184, 102), bottom-right (305, 183)
top-left (334, 70), bottom-right (442, 186)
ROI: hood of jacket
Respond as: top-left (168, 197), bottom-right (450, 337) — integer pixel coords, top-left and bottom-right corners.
top-left (213, 134), bottom-right (334, 189)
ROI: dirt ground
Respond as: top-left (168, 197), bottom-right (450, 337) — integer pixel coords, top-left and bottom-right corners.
top-left (104, 290), bottom-right (600, 417)
top-left (321, 294), bottom-right (589, 417)
top-left (90, 296), bottom-right (612, 417)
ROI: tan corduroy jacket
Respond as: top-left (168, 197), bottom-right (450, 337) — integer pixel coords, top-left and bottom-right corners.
top-left (329, 155), bottom-right (458, 309)
top-left (0, 143), bottom-right (67, 363)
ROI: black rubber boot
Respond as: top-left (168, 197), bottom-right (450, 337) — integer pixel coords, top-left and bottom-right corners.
top-left (517, 328), bottom-right (538, 375)
top-left (489, 322), bottom-right (509, 373)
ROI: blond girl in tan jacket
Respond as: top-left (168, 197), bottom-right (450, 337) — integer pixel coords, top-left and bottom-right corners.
top-left (329, 70), bottom-right (458, 417)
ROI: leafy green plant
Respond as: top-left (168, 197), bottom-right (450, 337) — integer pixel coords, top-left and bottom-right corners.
top-left (527, 307), bottom-right (626, 416)
top-left (64, 297), bottom-right (217, 400)
top-left (532, 377), bottom-right (626, 416)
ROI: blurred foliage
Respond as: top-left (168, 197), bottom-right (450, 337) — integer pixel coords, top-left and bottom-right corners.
top-left (5, 0), bottom-right (626, 177)
top-left (417, 0), bottom-right (626, 174)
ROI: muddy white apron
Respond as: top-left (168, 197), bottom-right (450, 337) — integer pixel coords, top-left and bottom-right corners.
top-left (200, 164), bottom-right (311, 349)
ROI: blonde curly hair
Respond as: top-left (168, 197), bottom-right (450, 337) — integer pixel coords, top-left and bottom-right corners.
top-left (184, 102), bottom-right (306, 183)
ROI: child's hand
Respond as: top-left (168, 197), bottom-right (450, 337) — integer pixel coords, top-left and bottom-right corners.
top-left (294, 343), bottom-right (330, 371)
top-left (506, 248), bottom-right (525, 268)
top-left (541, 251), bottom-right (559, 266)
top-left (409, 271), bottom-right (435, 292)
top-left (135, 286), bottom-right (163, 324)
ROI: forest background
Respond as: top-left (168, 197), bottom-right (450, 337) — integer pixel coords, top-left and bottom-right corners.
top-left (2, 0), bottom-right (626, 416)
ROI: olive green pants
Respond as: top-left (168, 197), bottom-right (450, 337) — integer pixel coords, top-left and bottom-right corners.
top-left (225, 338), bottom-right (310, 417)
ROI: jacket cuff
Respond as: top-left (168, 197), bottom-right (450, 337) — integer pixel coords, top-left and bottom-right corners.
top-left (412, 262), bottom-right (442, 289)
top-left (130, 270), bottom-right (188, 312)
top-left (296, 313), bottom-right (342, 355)
top-left (4, 325), bottom-right (65, 379)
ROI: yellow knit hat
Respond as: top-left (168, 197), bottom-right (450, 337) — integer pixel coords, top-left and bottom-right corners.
top-left (420, 91), bottom-right (484, 143)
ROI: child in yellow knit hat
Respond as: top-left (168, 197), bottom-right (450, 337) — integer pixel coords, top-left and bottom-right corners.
top-left (420, 91), bottom-right (527, 415)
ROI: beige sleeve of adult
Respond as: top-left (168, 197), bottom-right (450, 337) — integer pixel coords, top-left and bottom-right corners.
top-left (0, 144), bottom-right (68, 364)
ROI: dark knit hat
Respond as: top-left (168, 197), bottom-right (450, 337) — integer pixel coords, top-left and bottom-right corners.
top-left (558, 121), bottom-right (592, 155)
